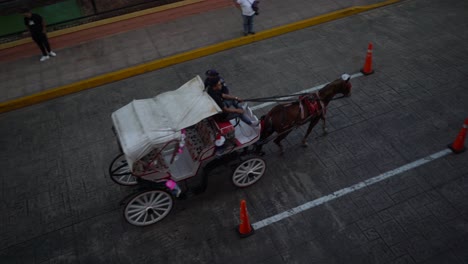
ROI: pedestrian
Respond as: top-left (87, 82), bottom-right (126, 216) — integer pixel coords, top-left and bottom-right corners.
top-left (233, 0), bottom-right (256, 36)
top-left (21, 8), bottom-right (57, 62)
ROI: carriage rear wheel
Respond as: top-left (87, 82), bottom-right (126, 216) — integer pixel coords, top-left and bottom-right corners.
top-left (109, 153), bottom-right (138, 186)
top-left (232, 157), bottom-right (266, 188)
top-left (124, 190), bottom-right (174, 226)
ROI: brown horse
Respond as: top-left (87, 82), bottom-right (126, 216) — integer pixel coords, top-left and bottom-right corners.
top-left (257, 75), bottom-right (352, 154)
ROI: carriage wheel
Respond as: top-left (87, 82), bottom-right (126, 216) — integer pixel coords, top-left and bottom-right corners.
top-left (109, 153), bottom-right (138, 186)
top-left (232, 157), bottom-right (266, 188)
top-left (124, 190), bottom-right (174, 226)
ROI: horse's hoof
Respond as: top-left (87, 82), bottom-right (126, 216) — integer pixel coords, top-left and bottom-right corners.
top-left (278, 147), bottom-right (284, 155)
top-left (302, 142), bottom-right (308, 148)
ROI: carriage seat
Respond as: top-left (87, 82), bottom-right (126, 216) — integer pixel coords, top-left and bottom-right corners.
top-left (213, 119), bottom-right (235, 137)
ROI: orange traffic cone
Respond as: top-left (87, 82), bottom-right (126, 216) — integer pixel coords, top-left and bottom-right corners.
top-left (237, 200), bottom-right (254, 238)
top-left (361, 42), bottom-right (375, 75)
top-left (448, 118), bottom-right (468, 154)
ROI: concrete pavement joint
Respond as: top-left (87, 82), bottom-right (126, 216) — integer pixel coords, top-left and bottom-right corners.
top-left (251, 148), bottom-right (452, 230)
top-left (0, 0), bottom-right (400, 114)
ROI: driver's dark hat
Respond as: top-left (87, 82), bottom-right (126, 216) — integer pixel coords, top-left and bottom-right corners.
top-left (205, 69), bottom-right (219, 77)
top-left (207, 76), bottom-right (220, 87)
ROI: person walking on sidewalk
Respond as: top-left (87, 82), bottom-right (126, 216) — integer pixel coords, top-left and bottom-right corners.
top-left (234, 0), bottom-right (256, 36)
top-left (21, 8), bottom-right (57, 62)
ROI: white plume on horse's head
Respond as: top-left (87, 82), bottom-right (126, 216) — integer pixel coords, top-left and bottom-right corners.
top-left (341, 73), bottom-right (351, 81)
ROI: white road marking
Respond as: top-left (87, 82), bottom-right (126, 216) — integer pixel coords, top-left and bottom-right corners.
top-left (251, 148), bottom-right (452, 230)
top-left (251, 72), bottom-right (363, 111)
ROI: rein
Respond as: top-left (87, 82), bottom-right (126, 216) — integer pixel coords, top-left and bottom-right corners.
top-left (243, 92), bottom-right (310, 102)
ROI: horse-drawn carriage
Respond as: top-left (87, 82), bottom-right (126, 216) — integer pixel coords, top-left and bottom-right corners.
top-left (109, 74), bottom-right (352, 226)
top-left (109, 76), bottom-right (266, 226)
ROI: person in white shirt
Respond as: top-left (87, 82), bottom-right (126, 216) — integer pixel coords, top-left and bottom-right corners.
top-left (234, 0), bottom-right (256, 36)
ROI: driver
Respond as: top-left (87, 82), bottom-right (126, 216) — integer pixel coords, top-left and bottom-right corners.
top-left (206, 77), bottom-right (259, 126)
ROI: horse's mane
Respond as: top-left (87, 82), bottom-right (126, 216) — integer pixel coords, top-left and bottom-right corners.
top-left (318, 78), bottom-right (344, 103)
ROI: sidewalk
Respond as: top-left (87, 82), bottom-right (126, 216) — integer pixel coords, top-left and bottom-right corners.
top-left (0, 0), bottom-right (391, 105)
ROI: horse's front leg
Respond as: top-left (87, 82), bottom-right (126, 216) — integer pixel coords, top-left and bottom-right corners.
top-left (274, 131), bottom-right (291, 155)
top-left (276, 142), bottom-right (284, 155)
top-left (321, 115), bottom-right (328, 135)
top-left (302, 116), bottom-right (321, 147)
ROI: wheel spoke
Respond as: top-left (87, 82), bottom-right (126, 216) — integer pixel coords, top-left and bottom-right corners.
top-left (151, 198), bottom-right (171, 208)
top-left (236, 167), bottom-right (249, 174)
top-left (127, 204), bottom-right (146, 211)
top-left (111, 163), bottom-right (128, 174)
top-left (134, 211), bottom-right (146, 223)
top-left (115, 165), bottom-right (130, 174)
top-left (143, 194), bottom-right (150, 204)
top-left (233, 173), bottom-right (247, 181)
top-left (136, 197), bottom-right (147, 206)
top-left (149, 192), bottom-right (156, 205)
top-left (110, 154), bottom-right (138, 186)
top-left (143, 213), bottom-right (150, 224)
top-left (251, 163), bottom-right (263, 171)
top-left (129, 210), bottom-right (146, 220)
top-left (242, 176), bottom-right (250, 184)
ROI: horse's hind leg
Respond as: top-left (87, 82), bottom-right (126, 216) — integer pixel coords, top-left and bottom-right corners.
top-left (302, 116), bottom-right (321, 147)
top-left (254, 143), bottom-right (266, 156)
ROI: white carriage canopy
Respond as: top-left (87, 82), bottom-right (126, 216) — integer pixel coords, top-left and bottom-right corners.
top-left (111, 76), bottom-right (222, 169)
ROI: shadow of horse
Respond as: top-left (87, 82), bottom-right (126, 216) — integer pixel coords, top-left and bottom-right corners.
top-left (256, 74), bottom-right (352, 154)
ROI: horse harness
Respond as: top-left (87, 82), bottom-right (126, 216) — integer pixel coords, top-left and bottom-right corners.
top-left (298, 92), bottom-right (326, 121)
top-left (274, 92), bottom-right (326, 129)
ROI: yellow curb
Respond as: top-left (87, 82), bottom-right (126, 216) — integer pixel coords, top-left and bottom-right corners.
top-left (0, 0), bottom-right (400, 114)
top-left (0, 0), bottom-right (204, 50)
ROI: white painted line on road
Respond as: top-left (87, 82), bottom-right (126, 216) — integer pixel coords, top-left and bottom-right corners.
top-left (251, 72), bottom-right (364, 111)
top-left (251, 148), bottom-right (452, 230)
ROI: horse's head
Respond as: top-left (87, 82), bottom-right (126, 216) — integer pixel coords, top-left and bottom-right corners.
top-left (340, 73), bottom-right (352, 97)
top-left (319, 74), bottom-right (352, 103)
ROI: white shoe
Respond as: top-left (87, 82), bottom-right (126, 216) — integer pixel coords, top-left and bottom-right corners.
top-left (49, 51), bottom-right (56, 57)
top-left (40, 55), bottom-right (50, 62)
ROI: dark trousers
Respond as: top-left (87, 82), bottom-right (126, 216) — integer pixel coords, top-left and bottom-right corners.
top-left (31, 32), bottom-right (51, 56)
top-left (242, 15), bottom-right (254, 33)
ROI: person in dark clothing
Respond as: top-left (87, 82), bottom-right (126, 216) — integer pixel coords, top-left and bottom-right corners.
top-left (206, 77), bottom-right (258, 126)
top-left (204, 69), bottom-right (242, 109)
top-left (204, 69), bottom-right (229, 94)
top-left (21, 8), bottom-right (56, 62)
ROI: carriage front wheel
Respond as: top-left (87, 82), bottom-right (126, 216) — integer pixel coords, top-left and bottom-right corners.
top-left (232, 157), bottom-right (266, 188)
top-left (109, 153), bottom-right (138, 186)
top-left (124, 190), bottom-right (174, 226)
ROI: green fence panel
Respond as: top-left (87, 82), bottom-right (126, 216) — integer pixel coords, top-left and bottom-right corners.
top-left (0, 0), bottom-right (82, 37)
